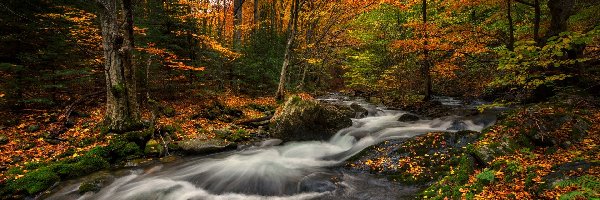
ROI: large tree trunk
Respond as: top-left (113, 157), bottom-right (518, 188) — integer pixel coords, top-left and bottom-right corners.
top-left (97, 0), bottom-right (140, 132)
top-left (233, 0), bottom-right (243, 49)
top-left (275, 0), bottom-right (299, 100)
top-left (546, 0), bottom-right (575, 38)
top-left (421, 0), bottom-right (431, 101)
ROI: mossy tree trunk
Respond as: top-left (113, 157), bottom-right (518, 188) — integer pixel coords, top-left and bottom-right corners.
top-left (96, 0), bottom-right (140, 132)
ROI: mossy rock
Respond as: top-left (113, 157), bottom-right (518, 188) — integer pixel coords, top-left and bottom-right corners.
top-left (176, 139), bottom-right (236, 155)
top-left (214, 127), bottom-right (251, 142)
top-left (27, 124), bottom-right (40, 132)
top-left (350, 131), bottom-right (482, 185)
top-left (144, 139), bottom-right (164, 156)
top-left (397, 113), bottom-right (421, 122)
top-left (78, 171), bottom-right (113, 194)
top-left (8, 167), bottom-right (59, 195)
top-left (123, 130), bottom-right (153, 150)
top-left (271, 96), bottom-right (353, 141)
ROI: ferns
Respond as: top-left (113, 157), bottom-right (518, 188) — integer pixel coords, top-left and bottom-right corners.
top-left (556, 175), bottom-right (600, 200)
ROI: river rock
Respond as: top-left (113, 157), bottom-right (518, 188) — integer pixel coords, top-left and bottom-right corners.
top-left (176, 139), bottom-right (237, 155)
top-left (521, 110), bottom-right (590, 147)
top-left (350, 103), bottom-right (369, 118)
top-left (472, 141), bottom-right (511, 165)
top-left (447, 120), bottom-right (468, 131)
top-left (349, 130), bottom-right (482, 184)
top-left (271, 96), bottom-right (353, 141)
top-left (78, 171), bottom-right (114, 194)
top-left (397, 113), bottom-right (421, 122)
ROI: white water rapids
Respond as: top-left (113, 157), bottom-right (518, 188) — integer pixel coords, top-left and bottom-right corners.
top-left (46, 96), bottom-right (496, 200)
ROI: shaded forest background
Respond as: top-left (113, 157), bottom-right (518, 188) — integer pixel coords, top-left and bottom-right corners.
top-left (1, 0), bottom-right (599, 117)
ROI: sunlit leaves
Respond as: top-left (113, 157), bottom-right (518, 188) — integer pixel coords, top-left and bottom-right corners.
top-left (491, 29), bottom-right (600, 90)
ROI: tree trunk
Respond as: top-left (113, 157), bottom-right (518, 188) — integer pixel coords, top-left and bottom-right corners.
top-left (275, 0), bottom-right (299, 101)
top-left (507, 0), bottom-right (515, 51)
top-left (97, 0), bottom-right (140, 132)
top-left (421, 0), bottom-right (431, 101)
top-left (219, 0), bottom-right (227, 44)
top-left (254, 0), bottom-right (259, 26)
top-left (533, 0), bottom-right (541, 45)
top-left (233, 0), bottom-right (243, 49)
top-left (546, 0), bottom-right (575, 38)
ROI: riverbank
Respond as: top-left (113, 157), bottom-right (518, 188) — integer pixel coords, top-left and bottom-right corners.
top-left (1, 91), bottom-right (598, 200)
top-left (0, 92), bottom-right (278, 199)
top-left (348, 91), bottom-right (599, 199)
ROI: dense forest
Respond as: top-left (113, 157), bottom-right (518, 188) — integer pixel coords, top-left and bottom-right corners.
top-left (0, 0), bottom-right (599, 199)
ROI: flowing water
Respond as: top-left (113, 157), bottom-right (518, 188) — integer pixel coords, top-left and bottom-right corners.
top-left (46, 95), bottom-right (496, 200)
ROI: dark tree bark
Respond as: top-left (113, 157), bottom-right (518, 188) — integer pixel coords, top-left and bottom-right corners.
top-left (422, 0), bottom-right (432, 101)
top-left (546, 0), bottom-right (575, 38)
top-left (275, 0), bottom-right (300, 101)
top-left (533, 0), bottom-right (541, 44)
top-left (515, 0), bottom-right (541, 45)
top-left (254, 0), bottom-right (259, 26)
top-left (507, 0), bottom-right (515, 51)
top-left (96, 0), bottom-right (140, 132)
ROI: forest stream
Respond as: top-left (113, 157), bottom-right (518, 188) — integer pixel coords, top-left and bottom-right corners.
top-left (45, 95), bottom-right (497, 200)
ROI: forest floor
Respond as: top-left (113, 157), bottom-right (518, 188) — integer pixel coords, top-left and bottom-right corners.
top-left (0, 91), bottom-right (277, 185)
top-left (350, 92), bottom-right (600, 200)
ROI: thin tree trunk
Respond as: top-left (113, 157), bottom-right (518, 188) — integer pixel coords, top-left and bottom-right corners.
top-left (507, 0), bottom-right (515, 51)
top-left (254, 0), bottom-right (259, 26)
top-left (275, 0), bottom-right (299, 100)
top-left (233, 0), bottom-right (243, 49)
top-left (97, 0), bottom-right (140, 132)
top-left (422, 0), bottom-right (431, 101)
top-left (220, 0), bottom-right (226, 43)
top-left (533, 0), bottom-right (540, 45)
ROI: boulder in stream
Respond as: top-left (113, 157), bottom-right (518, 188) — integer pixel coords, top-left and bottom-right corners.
top-left (175, 139), bottom-right (237, 155)
top-left (397, 113), bottom-right (421, 122)
top-left (271, 96), bottom-right (353, 141)
top-left (350, 103), bottom-right (369, 118)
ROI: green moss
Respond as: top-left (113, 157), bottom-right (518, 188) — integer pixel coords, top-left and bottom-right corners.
top-left (504, 161), bottom-right (524, 181)
top-left (27, 124), bottom-right (40, 132)
top-left (476, 169), bottom-right (495, 185)
top-left (421, 155), bottom-right (476, 199)
top-left (555, 175), bottom-right (600, 195)
top-left (24, 161), bottom-right (47, 170)
top-left (162, 106), bottom-right (176, 117)
top-left (78, 181), bottom-right (99, 194)
top-left (144, 139), bottom-right (164, 156)
top-left (74, 156), bottom-right (109, 174)
top-left (9, 167), bottom-right (59, 195)
top-left (161, 124), bottom-right (180, 134)
top-left (110, 84), bottom-right (125, 97)
top-left (215, 128), bottom-right (250, 142)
